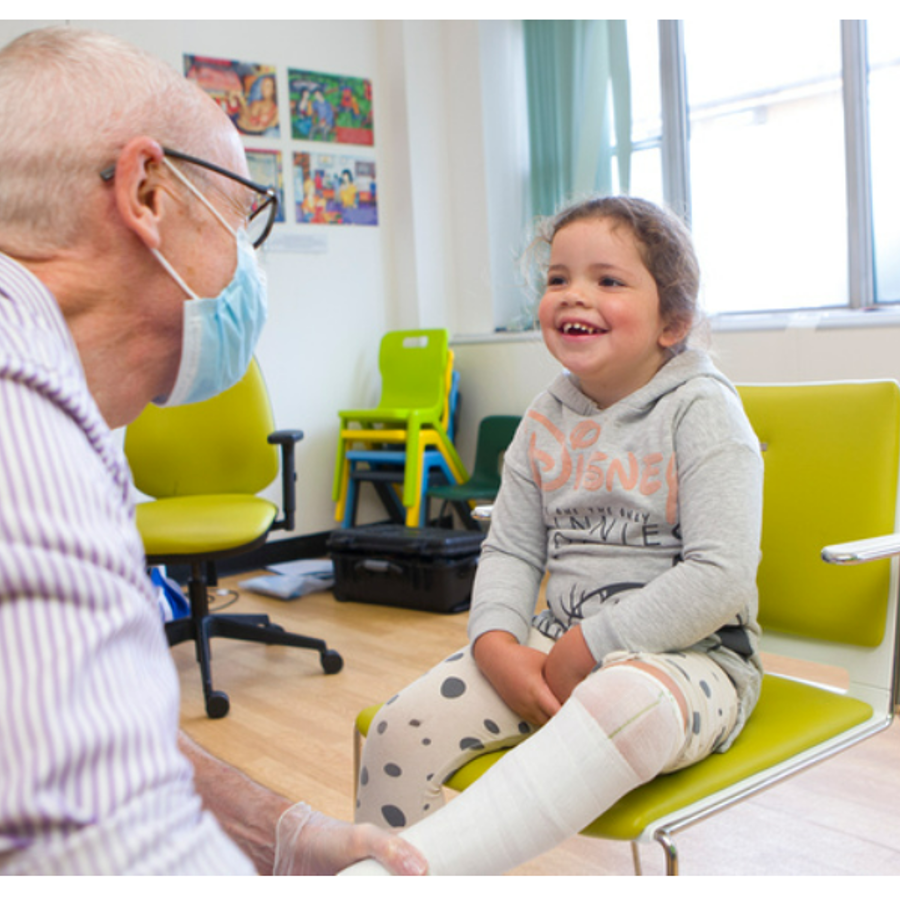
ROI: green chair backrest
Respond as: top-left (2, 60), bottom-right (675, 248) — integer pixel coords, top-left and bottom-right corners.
top-left (738, 382), bottom-right (900, 648)
top-left (124, 358), bottom-right (279, 499)
top-left (377, 329), bottom-right (448, 413)
top-left (470, 415), bottom-right (522, 487)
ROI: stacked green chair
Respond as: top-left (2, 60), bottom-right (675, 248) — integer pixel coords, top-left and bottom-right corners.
top-left (354, 380), bottom-right (900, 874)
top-left (340, 371), bottom-right (462, 528)
top-left (333, 330), bottom-right (467, 526)
top-left (125, 358), bottom-right (343, 720)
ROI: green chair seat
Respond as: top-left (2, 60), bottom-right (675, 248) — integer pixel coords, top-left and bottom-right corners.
top-left (135, 495), bottom-right (278, 557)
top-left (457, 675), bottom-right (871, 840)
top-left (356, 673), bottom-right (873, 843)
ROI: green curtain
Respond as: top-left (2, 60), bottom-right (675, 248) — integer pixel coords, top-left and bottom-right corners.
top-left (524, 20), bottom-right (632, 219)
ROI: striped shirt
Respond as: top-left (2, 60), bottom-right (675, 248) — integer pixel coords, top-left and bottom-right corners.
top-left (0, 252), bottom-right (255, 874)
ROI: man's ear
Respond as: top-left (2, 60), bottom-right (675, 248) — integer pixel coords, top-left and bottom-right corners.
top-left (112, 136), bottom-right (166, 250)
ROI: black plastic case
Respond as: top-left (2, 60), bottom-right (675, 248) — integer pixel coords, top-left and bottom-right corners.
top-left (327, 525), bottom-right (485, 614)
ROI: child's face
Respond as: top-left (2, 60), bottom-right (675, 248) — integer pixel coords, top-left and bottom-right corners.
top-left (537, 217), bottom-right (686, 409)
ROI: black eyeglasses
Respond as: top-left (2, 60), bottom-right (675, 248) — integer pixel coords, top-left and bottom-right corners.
top-left (100, 146), bottom-right (279, 249)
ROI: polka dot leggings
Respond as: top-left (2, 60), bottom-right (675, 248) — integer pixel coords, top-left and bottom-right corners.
top-left (356, 642), bottom-right (537, 830)
top-left (354, 629), bottom-right (739, 832)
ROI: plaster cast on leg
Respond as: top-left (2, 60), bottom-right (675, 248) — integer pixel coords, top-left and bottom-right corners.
top-left (338, 666), bottom-right (685, 876)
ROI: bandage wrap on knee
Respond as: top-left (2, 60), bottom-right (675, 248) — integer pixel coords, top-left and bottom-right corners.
top-left (571, 664), bottom-right (687, 781)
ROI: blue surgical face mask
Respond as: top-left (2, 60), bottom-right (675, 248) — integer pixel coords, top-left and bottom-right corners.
top-left (151, 157), bottom-right (268, 407)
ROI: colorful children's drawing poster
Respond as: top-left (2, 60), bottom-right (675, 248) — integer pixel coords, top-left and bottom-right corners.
top-left (184, 55), bottom-right (280, 138)
top-left (288, 69), bottom-right (374, 146)
top-left (245, 149), bottom-right (285, 223)
top-left (294, 153), bottom-right (377, 226)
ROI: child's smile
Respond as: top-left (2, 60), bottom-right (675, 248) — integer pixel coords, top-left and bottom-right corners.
top-left (558, 319), bottom-right (607, 337)
top-left (538, 218), bottom-right (685, 409)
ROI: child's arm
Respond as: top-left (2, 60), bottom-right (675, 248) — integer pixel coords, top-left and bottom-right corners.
top-left (472, 630), bottom-right (561, 726)
top-left (579, 394), bottom-right (764, 665)
top-left (542, 625), bottom-right (596, 704)
top-left (467, 430), bottom-right (551, 724)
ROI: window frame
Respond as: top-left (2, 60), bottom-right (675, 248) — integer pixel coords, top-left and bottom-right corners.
top-left (658, 19), bottom-right (879, 315)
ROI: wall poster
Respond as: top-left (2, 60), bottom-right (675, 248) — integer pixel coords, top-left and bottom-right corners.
top-left (184, 54), bottom-right (280, 138)
top-left (288, 69), bottom-right (374, 146)
top-left (294, 152), bottom-right (377, 226)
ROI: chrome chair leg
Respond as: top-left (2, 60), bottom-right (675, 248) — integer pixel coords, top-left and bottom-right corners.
top-left (631, 842), bottom-right (643, 875)
top-left (657, 832), bottom-right (679, 875)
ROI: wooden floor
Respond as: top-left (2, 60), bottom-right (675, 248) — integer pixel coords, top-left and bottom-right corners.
top-left (176, 572), bottom-right (900, 877)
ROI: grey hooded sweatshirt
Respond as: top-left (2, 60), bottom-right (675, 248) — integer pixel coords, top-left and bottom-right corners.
top-left (468, 349), bottom-right (764, 747)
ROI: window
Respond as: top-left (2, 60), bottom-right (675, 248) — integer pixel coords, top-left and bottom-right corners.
top-left (651, 20), bottom-right (897, 316)
top-left (624, 20), bottom-right (665, 209)
top-left (523, 20), bottom-right (900, 321)
top-left (686, 21), bottom-right (848, 314)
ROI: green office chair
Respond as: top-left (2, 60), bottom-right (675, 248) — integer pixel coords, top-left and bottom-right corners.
top-left (125, 358), bottom-right (343, 719)
top-left (426, 415), bottom-right (521, 530)
top-left (354, 380), bottom-right (900, 874)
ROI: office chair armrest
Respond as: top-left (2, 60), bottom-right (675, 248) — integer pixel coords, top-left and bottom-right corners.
top-left (268, 429), bottom-right (304, 532)
top-left (822, 533), bottom-right (900, 565)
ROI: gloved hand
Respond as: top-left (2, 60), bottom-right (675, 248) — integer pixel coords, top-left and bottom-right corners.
top-left (272, 802), bottom-right (428, 876)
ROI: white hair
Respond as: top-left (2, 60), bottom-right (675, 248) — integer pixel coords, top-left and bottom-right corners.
top-left (0, 26), bottom-right (227, 253)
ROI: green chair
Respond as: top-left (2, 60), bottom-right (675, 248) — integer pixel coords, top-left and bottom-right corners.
top-left (333, 330), bottom-right (466, 518)
top-left (354, 380), bottom-right (900, 874)
top-left (125, 358), bottom-right (343, 720)
top-left (426, 415), bottom-right (521, 530)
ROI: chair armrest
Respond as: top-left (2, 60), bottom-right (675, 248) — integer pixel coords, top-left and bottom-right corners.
top-left (822, 533), bottom-right (900, 565)
top-left (268, 430), bottom-right (304, 532)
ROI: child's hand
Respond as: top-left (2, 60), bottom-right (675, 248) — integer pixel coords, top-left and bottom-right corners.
top-left (472, 631), bottom-right (561, 726)
top-left (543, 626), bottom-right (597, 704)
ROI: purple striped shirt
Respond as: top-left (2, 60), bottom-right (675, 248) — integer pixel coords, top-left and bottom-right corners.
top-left (0, 253), bottom-right (254, 874)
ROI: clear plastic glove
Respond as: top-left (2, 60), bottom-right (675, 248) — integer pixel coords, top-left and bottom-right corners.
top-left (273, 801), bottom-right (428, 876)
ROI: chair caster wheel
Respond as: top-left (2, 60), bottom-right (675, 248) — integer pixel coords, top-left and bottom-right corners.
top-left (206, 690), bottom-right (230, 719)
top-left (321, 650), bottom-right (343, 675)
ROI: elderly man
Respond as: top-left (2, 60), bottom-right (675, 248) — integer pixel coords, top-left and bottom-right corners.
top-left (0, 26), bottom-right (425, 876)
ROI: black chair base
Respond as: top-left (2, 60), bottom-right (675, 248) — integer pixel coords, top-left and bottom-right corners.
top-left (165, 563), bottom-right (343, 718)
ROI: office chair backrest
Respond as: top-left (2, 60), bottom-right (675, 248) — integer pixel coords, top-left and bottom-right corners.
top-left (737, 381), bottom-right (900, 710)
top-left (377, 329), bottom-right (448, 413)
top-left (125, 358), bottom-right (279, 499)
